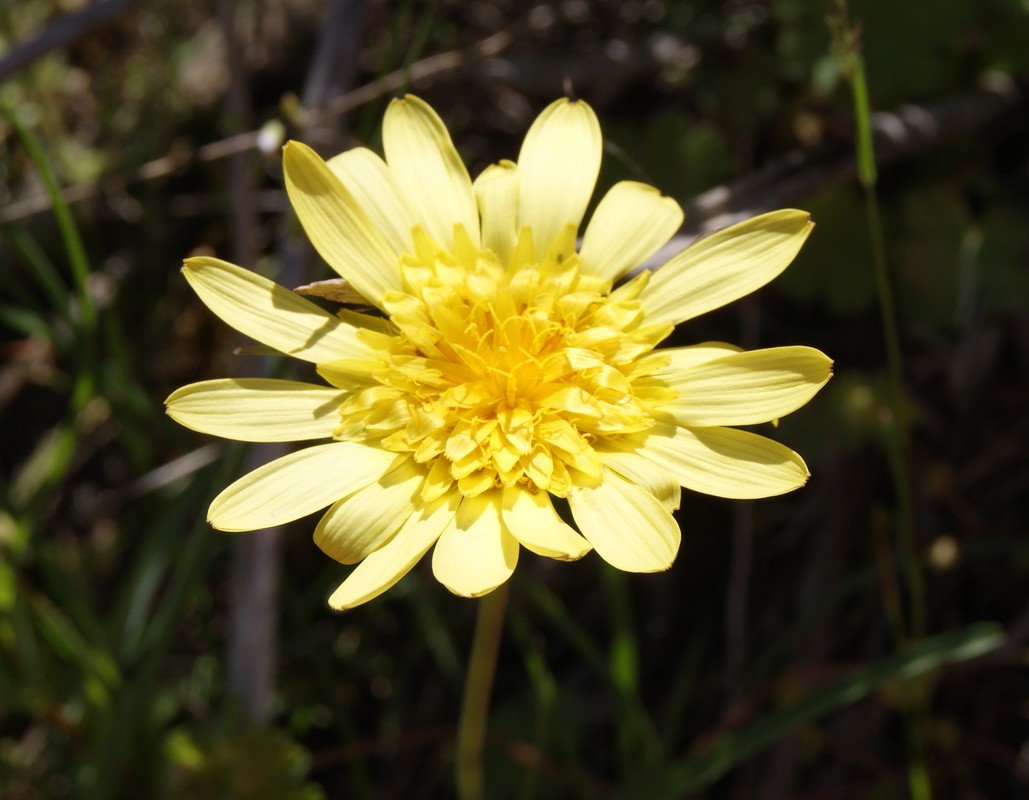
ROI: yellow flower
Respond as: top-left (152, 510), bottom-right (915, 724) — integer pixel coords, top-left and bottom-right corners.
top-left (166, 96), bottom-right (831, 609)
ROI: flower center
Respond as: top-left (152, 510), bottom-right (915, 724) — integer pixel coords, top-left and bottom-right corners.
top-left (333, 225), bottom-right (672, 500)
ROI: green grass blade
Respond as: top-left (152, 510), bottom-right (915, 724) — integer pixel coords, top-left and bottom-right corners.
top-left (521, 580), bottom-right (607, 677)
top-left (30, 590), bottom-right (121, 696)
top-left (2, 223), bottom-right (71, 321)
top-left (602, 565), bottom-right (663, 768)
top-left (507, 605), bottom-right (558, 800)
top-left (9, 422), bottom-right (77, 513)
top-left (1, 104), bottom-right (95, 330)
top-left (624, 623), bottom-right (1004, 798)
top-left (0, 302), bottom-right (52, 339)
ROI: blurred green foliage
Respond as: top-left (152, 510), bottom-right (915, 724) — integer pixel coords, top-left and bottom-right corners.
top-left (165, 726), bottom-right (323, 800)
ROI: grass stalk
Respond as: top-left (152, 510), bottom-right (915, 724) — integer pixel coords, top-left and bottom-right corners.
top-left (2, 105), bottom-right (95, 333)
top-left (829, 4), bottom-right (930, 798)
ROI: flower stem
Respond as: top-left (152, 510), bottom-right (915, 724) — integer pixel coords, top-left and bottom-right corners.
top-left (456, 581), bottom-right (510, 800)
top-left (840, 6), bottom-right (926, 646)
top-left (862, 184), bottom-right (926, 641)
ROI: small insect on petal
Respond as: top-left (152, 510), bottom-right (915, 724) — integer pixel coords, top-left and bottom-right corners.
top-left (294, 278), bottom-right (374, 306)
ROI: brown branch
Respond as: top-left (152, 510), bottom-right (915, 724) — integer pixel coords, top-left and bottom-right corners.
top-left (3, 25), bottom-right (1022, 250)
top-left (0, 0), bottom-right (143, 83)
top-left (222, 0), bottom-right (374, 725)
top-left (0, 24), bottom-right (522, 225)
top-left (302, 24), bottom-right (522, 129)
top-left (643, 76), bottom-right (1026, 265)
top-left (217, 0), bottom-right (279, 727)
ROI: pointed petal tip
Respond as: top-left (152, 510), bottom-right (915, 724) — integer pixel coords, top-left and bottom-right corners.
top-left (327, 572), bottom-right (363, 610)
top-left (456, 580), bottom-right (510, 600)
top-left (435, 566), bottom-right (519, 598)
top-left (615, 551), bottom-right (677, 574)
top-left (555, 95), bottom-right (597, 113)
top-left (327, 590), bottom-right (354, 612)
top-left (281, 139), bottom-right (324, 171)
top-left (598, 549), bottom-right (678, 575)
top-left (280, 139), bottom-right (308, 167)
top-left (762, 208), bottom-right (814, 231)
top-left (206, 511), bottom-right (246, 533)
top-left (389, 94), bottom-right (425, 112)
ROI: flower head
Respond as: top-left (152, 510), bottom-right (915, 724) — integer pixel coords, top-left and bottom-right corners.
top-left (166, 96), bottom-right (831, 609)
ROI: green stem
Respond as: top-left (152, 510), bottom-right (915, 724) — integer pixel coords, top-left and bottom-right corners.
top-left (905, 706), bottom-right (933, 800)
top-left (456, 581), bottom-right (510, 800)
top-left (855, 89), bottom-right (926, 645)
top-left (835, 7), bottom-right (932, 798)
top-left (850, 64), bottom-right (878, 187)
top-left (833, 0), bottom-right (926, 642)
top-left (862, 186), bottom-right (925, 641)
top-left (2, 105), bottom-right (95, 333)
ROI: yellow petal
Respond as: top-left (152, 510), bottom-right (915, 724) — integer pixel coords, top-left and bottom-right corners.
top-left (326, 146), bottom-right (418, 257)
top-left (328, 491), bottom-right (460, 610)
top-left (652, 346), bottom-right (833, 426)
top-left (579, 181), bottom-right (684, 281)
top-left (314, 458), bottom-right (425, 564)
top-left (382, 95), bottom-right (479, 250)
top-left (632, 422), bottom-right (809, 499)
top-left (208, 442), bottom-right (398, 531)
top-left (316, 357), bottom-right (385, 389)
top-left (182, 257), bottom-right (381, 364)
top-left (282, 141), bottom-right (401, 307)
top-left (165, 379), bottom-right (343, 442)
top-left (640, 210), bottom-right (814, 325)
top-left (635, 341), bottom-right (743, 378)
top-left (597, 449), bottom-right (681, 511)
top-left (567, 470), bottom-right (679, 572)
top-left (500, 486), bottom-right (591, 561)
top-left (431, 491), bottom-right (518, 597)
top-left (474, 160), bottom-right (519, 264)
top-left (517, 98), bottom-right (601, 253)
